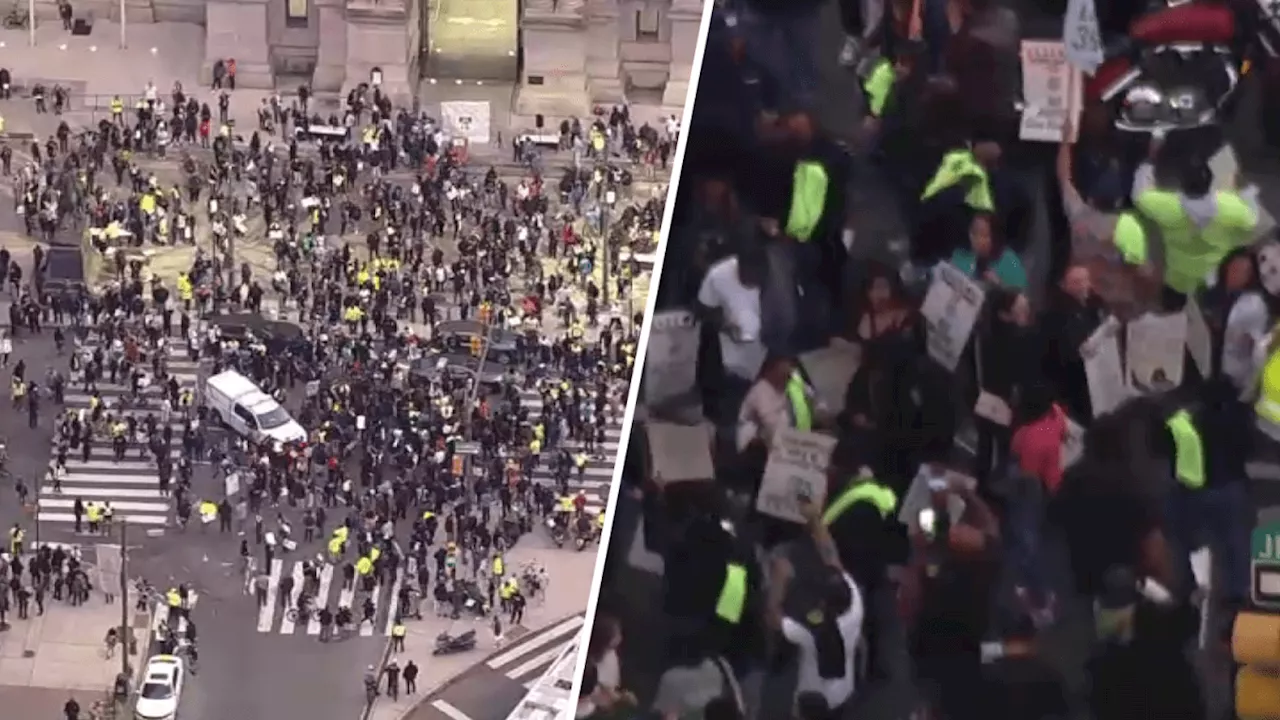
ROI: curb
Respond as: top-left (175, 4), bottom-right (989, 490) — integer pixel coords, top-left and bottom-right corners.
top-left (363, 610), bottom-right (586, 720)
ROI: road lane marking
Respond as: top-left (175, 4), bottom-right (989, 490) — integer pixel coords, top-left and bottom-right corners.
top-left (308, 563), bottom-right (334, 635)
top-left (256, 558), bottom-right (282, 632)
top-left (504, 641), bottom-right (570, 681)
top-left (486, 615), bottom-right (584, 668)
top-left (431, 700), bottom-right (474, 720)
top-left (278, 562), bottom-right (305, 634)
top-left (383, 567), bottom-right (403, 636)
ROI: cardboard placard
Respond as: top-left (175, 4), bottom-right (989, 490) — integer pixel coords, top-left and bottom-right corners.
top-left (756, 429), bottom-right (837, 523)
top-left (646, 421), bottom-right (714, 485)
top-left (1019, 40), bottom-right (1083, 143)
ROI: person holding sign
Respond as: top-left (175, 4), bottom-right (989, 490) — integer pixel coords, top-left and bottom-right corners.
top-left (946, 213), bottom-right (1028, 290)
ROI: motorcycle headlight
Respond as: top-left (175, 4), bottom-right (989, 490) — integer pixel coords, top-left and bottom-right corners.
top-left (1120, 84), bottom-right (1211, 129)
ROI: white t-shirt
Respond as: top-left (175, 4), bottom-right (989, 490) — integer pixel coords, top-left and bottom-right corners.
top-left (736, 378), bottom-right (788, 451)
top-left (780, 574), bottom-right (864, 711)
top-left (698, 257), bottom-right (766, 380)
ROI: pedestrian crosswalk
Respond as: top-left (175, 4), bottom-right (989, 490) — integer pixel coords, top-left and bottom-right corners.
top-left (256, 557), bottom-right (409, 636)
top-left (520, 388), bottom-right (622, 514)
top-left (40, 343), bottom-right (200, 530)
top-left (488, 613), bottom-right (585, 689)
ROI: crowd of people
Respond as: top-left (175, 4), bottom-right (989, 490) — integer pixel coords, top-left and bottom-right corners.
top-left (577, 1), bottom-right (1270, 720)
top-left (0, 68), bottom-right (670, 704)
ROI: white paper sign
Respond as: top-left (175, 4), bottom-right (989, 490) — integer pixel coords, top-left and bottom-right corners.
top-left (920, 263), bottom-right (986, 372)
top-left (756, 429), bottom-right (837, 523)
top-left (644, 311), bottom-right (700, 408)
top-left (1185, 296), bottom-right (1213, 379)
top-left (1019, 40), bottom-right (1083, 143)
top-left (1062, 418), bottom-right (1086, 470)
top-left (440, 101), bottom-right (492, 144)
top-left (1080, 316), bottom-right (1129, 417)
top-left (224, 472), bottom-right (240, 497)
top-left (1127, 312), bottom-right (1188, 390)
top-left (1063, 0), bottom-right (1104, 73)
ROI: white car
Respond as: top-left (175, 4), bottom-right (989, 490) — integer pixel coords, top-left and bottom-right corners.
top-left (135, 654), bottom-right (184, 720)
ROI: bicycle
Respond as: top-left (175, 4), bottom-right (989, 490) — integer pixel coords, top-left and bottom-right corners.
top-left (1, 5), bottom-right (28, 30)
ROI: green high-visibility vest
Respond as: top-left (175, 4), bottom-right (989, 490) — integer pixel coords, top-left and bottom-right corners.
top-left (921, 149), bottom-right (993, 213)
top-left (823, 480), bottom-right (897, 525)
top-left (1135, 187), bottom-right (1257, 294)
top-left (786, 371), bottom-right (812, 432)
top-left (715, 563), bottom-right (747, 624)
top-left (862, 58), bottom-right (895, 118)
top-left (786, 161), bottom-right (828, 242)
top-left (1166, 409), bottom-right (1205, 489)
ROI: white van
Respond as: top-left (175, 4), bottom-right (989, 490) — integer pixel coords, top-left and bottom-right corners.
top-left (204, 370), bottom-right (307, 445)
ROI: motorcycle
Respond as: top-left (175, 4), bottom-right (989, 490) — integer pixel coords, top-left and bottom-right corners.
top-left (1086, 1), bottom-right (1246, 134)
top-left (433, 629), bottom-right (477, 656)
top-left (546, 515), bottom-right (566, 547)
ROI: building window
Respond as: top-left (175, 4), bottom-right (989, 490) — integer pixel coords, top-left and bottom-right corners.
top-left (286, 0), bottom-right (308, 26)
top-left (635, 9), bottom-right (660, 42)
top-left (527, 75), bottom-right (544, 85)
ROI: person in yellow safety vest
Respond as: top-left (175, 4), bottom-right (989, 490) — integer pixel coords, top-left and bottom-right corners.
top-left (821, 467), bottom-right (900, 614)
top-left (0, 115), bottom-right (6, 134)
top-left (328, 536), bottom-right (344, 559)
top-left (110, 96), bottom-right (124, 121)
top-left (920, 144), bottom-right (997, 215)
top-left (492, 554), bottom-right (504, 578)
top-left (356, 556), bottom-right (373, 576)
top-left (557, 495), bottom-right (575, 514)
top-left (391, 620), bottom-right (407, 652)
top-left (344, 306), bottom-right (363, 329)
top-left (167, 588), bottom-right (182, 609)
top-left (914, 141), bottom-right (1001, 266)
top-left (369, 546), bottom-right (381, 565)
top-left (1131, 152), bottom-right (1258, 302)
top-left (9, 525), bottom-right (23, 555)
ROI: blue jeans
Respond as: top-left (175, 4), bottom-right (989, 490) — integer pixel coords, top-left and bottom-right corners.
top-left (1001, 465), bottom-right (1049, 599)
top-left (738, 5), bottom-right (823, 111)
top-left (1165, 481), bottom-right (1250, 603)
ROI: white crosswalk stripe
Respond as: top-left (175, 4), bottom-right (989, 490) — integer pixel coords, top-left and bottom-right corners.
top-left (256, 559), bottom-right (407, 635)
top-left (520, 389), bottom-right (621, 514)
top-left (485, 613), bottom-right (586, 687)
top-left (41, 343), bottom-right (200, 531)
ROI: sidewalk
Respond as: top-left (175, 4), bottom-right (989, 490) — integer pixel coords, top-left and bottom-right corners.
top-left (368, 537), bottom-right (599, 720)
top-left (0, 590), bottom-right (151, 716)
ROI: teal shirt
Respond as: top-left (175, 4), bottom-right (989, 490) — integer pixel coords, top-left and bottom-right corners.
top-left (947, 248), bottom-right (1028, 291)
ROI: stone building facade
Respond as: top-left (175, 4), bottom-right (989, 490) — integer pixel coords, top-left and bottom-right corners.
top-left (193, 0), bottom-right (698, 114)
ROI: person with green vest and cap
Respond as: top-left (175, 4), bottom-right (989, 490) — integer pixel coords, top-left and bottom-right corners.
top-left (910, 137), bottom-right (1003, 269)
top-left (820, 464), bottom-right (904, 682)
top-left (1130, 144), bottom-right (1260, 309)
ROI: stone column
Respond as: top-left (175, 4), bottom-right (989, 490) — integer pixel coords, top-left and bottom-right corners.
top-left (203, 0), bottom-right (273, 89)
top-left (313, 0), bottom-right (349, 95)
top-left (340, 0), bottom-right (414, 103)
top-left (662, 0), bottom-right (701, 107)
top-left (515, 0), bottom-right (590, 119)
top-left (585, 0), bottom-right (624, 105)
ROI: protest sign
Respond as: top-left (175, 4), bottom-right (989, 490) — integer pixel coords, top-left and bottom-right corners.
top-left (1080, 316), bottom-right (1129, 417)
top-left (1185, 296), bottom-right (1213, 379)
top-left (1062, 418), bottom-right (1086, 470)
top-left (644, 310), bottom-right (700, 408)
top-left (1063, 0), bottom-right (1103, 72)
top-left (646, 421), bottom-right (714, 485)
top-left (920, 263), bottom-right (986, 372)
top-left (800, 340), bottom-right (861, 419)
top-left (1127, 312), bottom-right (1188, 390)
top-left (757, 429), bottom-right (837, 523)
top-left (1020, 40), bottom-right (1083, 143)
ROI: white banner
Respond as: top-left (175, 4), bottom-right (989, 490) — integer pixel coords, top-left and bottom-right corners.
top-left (756, 429), bottom-right (836, 524)
top-left (920, 263), bottom-right (986, 372)
top-left (440, 101), bottom-right (491, 143)
top-left (644, 311), bottom-right (700, 408)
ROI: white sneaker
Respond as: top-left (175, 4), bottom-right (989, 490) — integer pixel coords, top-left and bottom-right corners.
top-left (839, 36), bottom-right (860, 67)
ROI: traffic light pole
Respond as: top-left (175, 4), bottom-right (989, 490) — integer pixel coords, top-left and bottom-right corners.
top-left (119, 519), bottom-right (132, 683)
